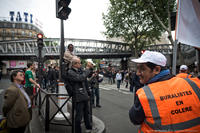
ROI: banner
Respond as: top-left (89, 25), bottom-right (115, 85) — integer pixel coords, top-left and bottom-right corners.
top-left (16, 61), bottom-right (27, 68)
top-left (175, 0), bottom-right (200, 48)
top-left (10, 61), bottom-right (16, 68)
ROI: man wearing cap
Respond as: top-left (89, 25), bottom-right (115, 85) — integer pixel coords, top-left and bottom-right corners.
top-left (129, 51), bottom-right (200, 133)
top-left (176, 65), bottom-right (192, 78)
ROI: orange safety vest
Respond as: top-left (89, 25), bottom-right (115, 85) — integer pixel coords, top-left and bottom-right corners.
top-left (137, 77), bottom-right (200, 133)
top-left (176, 73), bottom-right (192, 78)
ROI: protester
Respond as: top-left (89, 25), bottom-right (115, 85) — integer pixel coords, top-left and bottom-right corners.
top-left (52, 65), bottom-right (59, 93)
top-left (67, 57), bottom-right (93, 133)
top-left (129, 70), bottom-right (134, 92)
top-left (25, 62), bottom-right (40, 106)
top-left (3, 70), bottom-right (32, 133)
top-left (129, 51), bottom-right (200, 133)
top-left (31, 64), bottom-right (37, 105)
top-left (42, 67), bottom-right (47, 89)
top-left (124, 72), bottom-right (129, 88)
top-left (116, 70), bottom-right (122, 91)
top-left (111, 68), bottom-right (116, 84)
top-left (63, 44), bottom-right (77, 69)
top-left (176, 65), bottom-right (192, 78)
top-left (88, 70), bottom-right (102, 108)
top-left (132, 71), bottom-right (143, 101)
top-left (121, 70), bottom-right (125, 83)
top-left (21, 67), bottom-right (26, 85)
top-left (47, 65), bottom-right (54, 91)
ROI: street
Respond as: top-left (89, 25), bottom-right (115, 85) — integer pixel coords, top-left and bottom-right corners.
top-left (0, 77), bottom-right (140, 133)
top-left (93, 82), bottom-right (139, 133)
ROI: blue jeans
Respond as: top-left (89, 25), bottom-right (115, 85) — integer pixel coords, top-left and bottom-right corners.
top-left (93, 87), bottom-right (100, 105)
top-left (117, 80), bottom-right (121, 89)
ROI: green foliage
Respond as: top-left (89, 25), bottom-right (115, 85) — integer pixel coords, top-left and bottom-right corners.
top-left (103, 0), bottom-right (176, 56)
top-left (81, 59), bottom-right (101, 70)
top-left (93, 59), bottom-right (101, 69)
top-left (81, 59), bottom-right (87, 67)
top-left (144, 0), bottom-right (177, 44)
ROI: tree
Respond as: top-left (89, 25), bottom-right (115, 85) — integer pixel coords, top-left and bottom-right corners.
top-left (144, 0), bottom-right (189, 66)
top-left (143, 0), bottom-right (177, 45)
top-left (103, 0), bottom-right (165, 57)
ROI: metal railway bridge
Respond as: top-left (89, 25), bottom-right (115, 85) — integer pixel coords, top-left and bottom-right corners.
top-left (0, 38), bottom-right (132, 60)
top-left (0, 38), bottom-right (196, 66)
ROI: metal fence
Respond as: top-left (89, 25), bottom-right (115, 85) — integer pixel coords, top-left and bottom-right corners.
top-left (37, 88), bottom-right (74, 132)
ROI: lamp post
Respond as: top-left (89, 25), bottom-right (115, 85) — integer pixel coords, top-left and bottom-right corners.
top-left (55, 0), bottom-right (72, 129)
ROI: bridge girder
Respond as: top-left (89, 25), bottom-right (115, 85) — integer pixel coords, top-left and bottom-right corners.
top-left (0, 39), bottom-right (196, 67)
top-left (0, 38), bottom-right (132, 60)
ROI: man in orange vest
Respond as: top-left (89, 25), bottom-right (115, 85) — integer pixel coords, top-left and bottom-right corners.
top-left (176, 65), bottom-right (192, 78)
top-left (129, 51), bottom-right (200, 133)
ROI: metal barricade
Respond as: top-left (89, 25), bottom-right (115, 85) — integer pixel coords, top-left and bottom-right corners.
top-left (37, 88), bottom-right (75, 132)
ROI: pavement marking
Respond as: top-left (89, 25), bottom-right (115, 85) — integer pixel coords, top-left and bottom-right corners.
top-left (99, 84), bottom-right (132, 95)
top-left (100, 87), bottom-right (112, 91)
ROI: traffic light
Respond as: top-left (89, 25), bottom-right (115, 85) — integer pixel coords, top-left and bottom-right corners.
top-left (37, 33), bottom-right (44, 48)
top-left (56, 0), bottom-right (71, 20)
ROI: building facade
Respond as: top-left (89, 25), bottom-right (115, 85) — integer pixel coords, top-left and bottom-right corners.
top-left (0, 18), bottom-right (43, 41)
top-left (0, 14), bottom-right (44, 74)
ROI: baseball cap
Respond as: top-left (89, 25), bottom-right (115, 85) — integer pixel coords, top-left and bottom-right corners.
top-left (86, 59), bottom-right (96, 66)
top-left (131, 50), bottom-right (167, 67)
top-left (180, 65), bottom-right (188, 70)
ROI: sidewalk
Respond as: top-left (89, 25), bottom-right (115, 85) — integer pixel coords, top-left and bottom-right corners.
top-left (100, 77), bottom-right (131, 92)
top-left (0, 76), bottom-right (106, 133)
top-left (30, 107), bottom-right (105, 133)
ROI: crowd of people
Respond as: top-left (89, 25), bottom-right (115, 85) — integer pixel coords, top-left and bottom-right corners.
top-left (98, 61), bottom-right (200, 99)
top-left (1, 43), bottom-right (200, 133)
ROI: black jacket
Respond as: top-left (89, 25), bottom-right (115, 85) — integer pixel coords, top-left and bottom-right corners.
top-left (67, 68), bottom-right (92, 102)
top-left (52, 69), bottom-right (59, 81)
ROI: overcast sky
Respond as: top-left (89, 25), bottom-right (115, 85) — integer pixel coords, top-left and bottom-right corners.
top-left (0, 0), bottom-right (109, 40)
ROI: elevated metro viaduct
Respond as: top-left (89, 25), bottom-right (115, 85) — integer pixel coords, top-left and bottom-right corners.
top-left (0, 38), bottom-right (197, 68)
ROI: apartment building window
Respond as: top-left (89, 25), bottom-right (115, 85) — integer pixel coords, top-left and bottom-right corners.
top-left (4, 23), bottom-right (7, 27)
top-left (11, 30), bottom-right (15, 36)
top-left (12, 23), bottom-right (15, 28)
top-left (29, 32), bottom-right (32, 37)
top-left (11, 36), bottom-right (15, 40)
top-left (21, 30), bottom-right (25, 36)
top-left (15, 23), bottom-right (20, 28)
top-left (3, 29), bottom-right (6, 35)
top-left (28, 25), bottom-right (32, 30)
top-left (7, 23), bottom-right (12, 28)
top-left (22, 24), bottom-right (25, 29)
top-left (0, 22), bottom-right (3, 28)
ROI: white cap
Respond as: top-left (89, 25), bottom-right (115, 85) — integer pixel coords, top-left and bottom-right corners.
top-left (131, 50), bottom-right (167, 67)
top-left (180, 65), bottom-right (188, 70)
top-left (86, 59), bottom-right (96, 66)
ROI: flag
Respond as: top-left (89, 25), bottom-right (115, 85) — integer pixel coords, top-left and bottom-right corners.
top-left (175, 0), bottom-right (200, 48)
